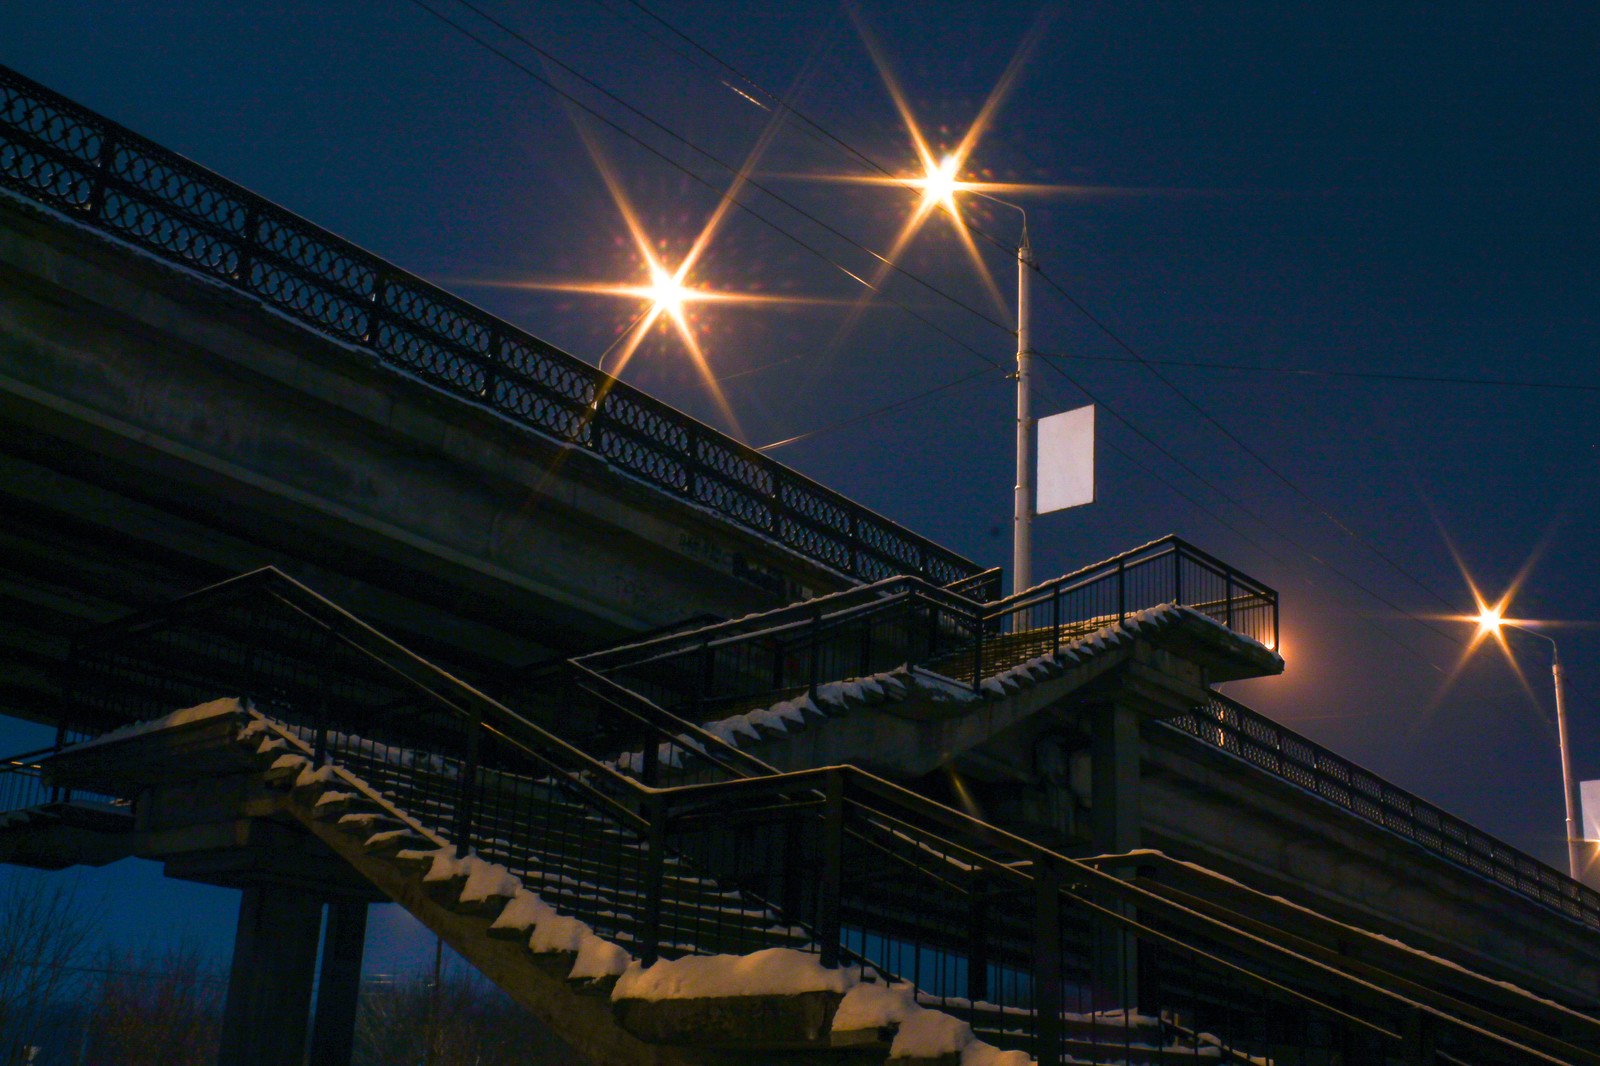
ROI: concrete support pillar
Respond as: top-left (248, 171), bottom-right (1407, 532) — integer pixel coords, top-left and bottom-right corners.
top-left (309, 901), bottom-right (369, 1066)
top-left (218, 884), bottom-right (323, 1066)
top-left (1089, 702), bottom-right (1141, 1012)
top-left (1090, 702), bottom-right (1141, 854)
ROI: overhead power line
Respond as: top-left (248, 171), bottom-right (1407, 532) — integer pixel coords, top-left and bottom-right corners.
top-left (421, 0), bottom-right (1014, 336)
top-left (758, 366), bottom-right (999, 450)
top-left (402, 0), bottom-right (1463, 671)
top-left (1029, 350), bottom-right (1459, 639)
top-left (1027, 260), bottom-right (1463, 614)
top-left (1041, 351), bottom-right (1600, 395)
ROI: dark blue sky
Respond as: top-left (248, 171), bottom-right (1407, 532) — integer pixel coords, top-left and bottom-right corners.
top-left (2, 1), bottom-right (1597, 968)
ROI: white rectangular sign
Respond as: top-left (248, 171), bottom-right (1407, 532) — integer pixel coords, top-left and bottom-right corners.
top-left (1582, 780), bottom-right (1600, 841)
top-left (1037, 405), bottom-right (1095, 514)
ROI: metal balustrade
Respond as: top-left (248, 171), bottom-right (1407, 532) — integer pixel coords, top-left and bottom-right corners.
top-left (569, 535), bottom-right (1278, 740)
top-left (1168, 693), bottom-right (1600, 931)
top-left (0, 62), bottom-right (981, 590)
top-left (0, 748), bottom-right (50, 813)
top-left (51, 566), bottom-right (1593, 1064)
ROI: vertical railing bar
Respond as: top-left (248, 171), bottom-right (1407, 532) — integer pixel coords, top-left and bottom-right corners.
top-left (808, 608), bottom-right (822, 703)
top-left (641, 793), bottom-right (666, 967)
top-left (1052, 586), bottom-right (1061, 657)
top-left (818, 770), bottom-right (844, 969)
top-left (1033, 860), bottom-right (1063, 1066)
top-left (453, 702), bottom-right (482, 853)
top-left (1225, 568), bottom-right (1236, 630)
top-left (1116, 558), bottom-right (1126, 624)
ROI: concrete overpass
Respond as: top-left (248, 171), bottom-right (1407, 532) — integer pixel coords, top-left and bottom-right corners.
top-left (0, 62), bottom-right (983, 729)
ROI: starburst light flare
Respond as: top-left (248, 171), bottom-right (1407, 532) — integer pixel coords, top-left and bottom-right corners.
top-left (781, 11), bottom-right (1067, 331)
top-left (1418, 522), bottom-right (1557, 726)
top-left (470, 111), bottom-right (841, 439)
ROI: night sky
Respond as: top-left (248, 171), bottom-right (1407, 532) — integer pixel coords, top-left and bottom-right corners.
top-left (2, 1), bottom-right (1597, 974)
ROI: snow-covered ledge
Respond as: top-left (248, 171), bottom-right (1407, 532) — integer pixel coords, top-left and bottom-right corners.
top-left (611, 947), bottom-right (1032, 1064)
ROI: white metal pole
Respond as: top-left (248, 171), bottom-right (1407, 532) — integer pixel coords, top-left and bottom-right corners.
top-left (1553, 644), bottom-right (1585, 881)
top-left (1012, 227), bottom-right (1034, 597)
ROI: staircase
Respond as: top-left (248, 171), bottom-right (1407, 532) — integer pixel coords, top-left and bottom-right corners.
top-left (20, 547), bottom-right (1600, 1065)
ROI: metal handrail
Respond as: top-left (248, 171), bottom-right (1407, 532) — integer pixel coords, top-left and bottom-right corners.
top-left (62, 572), bottom-right (1565, 1063)
top-left (0, 62), bottom-right (981, 589)
top-left (1085, 849), bottom-right (1600, 1055)
top-left (1168, 693), bottom-right (1600, 931)
top-left (576, 534), bottom-right (1280, 701)
top-left (0, 747), bottom-right (51, 815)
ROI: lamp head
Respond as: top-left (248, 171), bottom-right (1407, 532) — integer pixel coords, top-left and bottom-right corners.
top-left (646, 263), bottom-right (688, 319)
top-left (920, 154), bottom-right (963, 213)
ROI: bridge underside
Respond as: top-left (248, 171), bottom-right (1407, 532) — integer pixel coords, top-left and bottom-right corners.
top-left (0, 190), bottom-right (875, 727)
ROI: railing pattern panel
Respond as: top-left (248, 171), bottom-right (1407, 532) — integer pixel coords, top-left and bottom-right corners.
top-left (0, 63), bottom-right (980, 589)
top-left (1168, 693), bottom-right (1600, 931)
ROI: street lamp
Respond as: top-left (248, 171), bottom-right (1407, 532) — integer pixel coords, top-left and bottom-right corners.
top-left (970, 194), bottom-right (1036, 595)
top-left (1474, 607), bottom-right (1584, 880)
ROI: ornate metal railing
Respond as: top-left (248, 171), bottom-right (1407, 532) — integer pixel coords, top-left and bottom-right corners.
top-left (0, 63), bottom-right (981, 589)
top-left (1168, 693), bottom-right (1600, 931)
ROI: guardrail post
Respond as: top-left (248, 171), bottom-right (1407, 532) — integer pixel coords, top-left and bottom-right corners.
top-left (697, 637), bottom-right (713, 722)
top-left (641, 793), bottom-right (666, 967)
top-left (87, 132), bottom-right (117, 219)
top-left (1225, 569), bottom-right (1236, 630)
top-left (685, 425), bottom-right (702, 504)
top-left (313, 629), bottom-right (333, 768)
top-left (1033, 860), bottom-right (1063, 1066)
top-left (971, 620), bottom-right (984, 693)
top-left (1116, 558), bottom-right (1126, 624)
top-left (858, 612), bottom-right (872, 676)
top-left (641, 728), bottom-right (660, 788)
top-left (1404, 1010), bottom-right (1437, 1065)
top-left (1051, 589), bottom-right (1061, 657)
top-left (366, 269), bottom-right (391, 348)
top-left (452, 705), bottom-right (482, 854)
top-left (818, 771), bottom-right (844, 969)
top-left (847, 509), bottom-right (863, 583)
top-left (483, 327), bottom-right (503, 404)
top-left (780, 811), bottom-right (804, 927)
top-left (808, 608), bottom-right (822, 702)
top-left (966, 871), bottom-right (989, 1004)
top-left (235, 203), bottom-right (259, 286)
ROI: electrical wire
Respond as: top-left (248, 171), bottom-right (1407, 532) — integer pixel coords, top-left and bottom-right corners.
top-left (1040, 352), bottom-right (1600, 395)
top-left (758, 366), bottom-right (1000, 450)
top-left (402, 0), bottom-right (1019, 426)
top-left (422, 0), bottom-right (1014, 335)
top-left (1033, 348), bottom-right (1463, 646)
top-left (1028, 260), bottom-right (1464, 614)
top-left (404, 0), bottom-right (1468, 669)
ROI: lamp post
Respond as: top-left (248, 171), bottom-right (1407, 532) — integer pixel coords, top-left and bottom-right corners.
top-left (1013, 221), bottom-right (1035, 596)
top-left (975, 195), bottom-right (1035, 596)
top-left (1476, 610), bottom-right (1583, 880)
